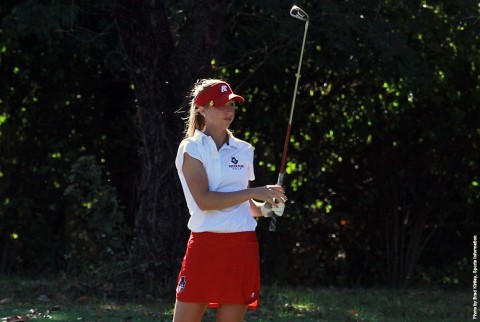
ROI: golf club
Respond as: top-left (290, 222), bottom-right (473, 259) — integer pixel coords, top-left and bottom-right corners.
top-left (269, 5), bottom-right (309, 232)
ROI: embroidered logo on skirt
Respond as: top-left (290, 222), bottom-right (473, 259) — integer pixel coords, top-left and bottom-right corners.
top-left (177, 276), bottom-right (186, 293)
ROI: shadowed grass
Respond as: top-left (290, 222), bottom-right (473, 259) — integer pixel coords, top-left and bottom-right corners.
top-left (248, 286), bottom-right (470, 322)
top-left (0, 278), bottom-right (470, 321)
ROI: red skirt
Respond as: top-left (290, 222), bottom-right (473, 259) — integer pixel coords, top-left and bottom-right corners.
top-left (176, 231), bottom-right (260, 309)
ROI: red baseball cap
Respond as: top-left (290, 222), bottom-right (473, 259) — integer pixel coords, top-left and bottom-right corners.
top-left (195, 81), bottom-right (245, 108)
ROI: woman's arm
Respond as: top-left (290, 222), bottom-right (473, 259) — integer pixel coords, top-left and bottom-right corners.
top-left (182, 153), bottom-right (285, 211)
top-left (249, 199), bottom-right (263, 217)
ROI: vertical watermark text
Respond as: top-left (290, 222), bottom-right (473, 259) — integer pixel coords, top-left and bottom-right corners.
top-left (474, 235), bottom-right (478, 319)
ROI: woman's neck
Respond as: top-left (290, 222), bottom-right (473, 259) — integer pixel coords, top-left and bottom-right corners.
top-left (203, 128), bottom-right (228, 150)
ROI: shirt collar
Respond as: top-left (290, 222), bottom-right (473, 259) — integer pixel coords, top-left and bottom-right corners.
top-left (225, 132), bottom-right (241, 148)
top-left (193, 129), bottom-right (240, 149)
top-left (193, 129), bottom-right (206, 140)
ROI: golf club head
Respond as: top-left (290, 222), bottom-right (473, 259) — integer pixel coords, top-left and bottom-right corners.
top-left (290, 5), bottom-right (309, 22)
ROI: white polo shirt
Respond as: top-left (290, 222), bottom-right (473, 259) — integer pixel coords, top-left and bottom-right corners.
top-left (175, 130), bottom-right (257, 233)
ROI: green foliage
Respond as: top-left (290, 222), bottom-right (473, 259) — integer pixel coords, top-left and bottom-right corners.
top-left (64, 155), bottom-right (127, 273)
top-left (0, 0), bottom-right (478, 290)
top-left (225, 0), bottom-right (479, 286)
top-left (0, 0), bottom-right (136, 274)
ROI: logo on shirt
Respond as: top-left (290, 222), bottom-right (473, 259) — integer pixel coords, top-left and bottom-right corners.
top-left (177, 276), bottom-right (186, 293)
top-left (229, 157), bottom-right (244, 170)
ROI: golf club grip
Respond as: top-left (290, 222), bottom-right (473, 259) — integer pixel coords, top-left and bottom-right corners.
top-left (268, 173), bottom-right (285, 232)
top-left (269, 213), bottom-right (278, 232)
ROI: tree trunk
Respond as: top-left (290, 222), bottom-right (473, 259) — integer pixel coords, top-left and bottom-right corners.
top-left (113, 0), bottom-right (229, 293)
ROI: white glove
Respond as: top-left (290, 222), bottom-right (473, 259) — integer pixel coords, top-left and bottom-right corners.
top-left (261, 201), bottom-right (286, 217)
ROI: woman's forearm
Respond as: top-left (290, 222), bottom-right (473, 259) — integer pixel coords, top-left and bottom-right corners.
top-left (195, 188), bottom-right (257, 211)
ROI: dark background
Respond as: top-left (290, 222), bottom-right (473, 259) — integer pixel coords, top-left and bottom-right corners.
top-left (0, 0), bottom-right (478, 296)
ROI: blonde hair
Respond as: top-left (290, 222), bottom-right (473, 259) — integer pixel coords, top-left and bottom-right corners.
top-left (184, 79), bottom-right (224, 138)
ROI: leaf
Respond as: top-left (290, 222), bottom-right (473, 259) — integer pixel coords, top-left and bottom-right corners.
top-left (0, 298), bottom-right (12, 304)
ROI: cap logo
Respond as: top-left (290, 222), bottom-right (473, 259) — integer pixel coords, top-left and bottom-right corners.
top-left (195, 81), bottom-right (244, 107)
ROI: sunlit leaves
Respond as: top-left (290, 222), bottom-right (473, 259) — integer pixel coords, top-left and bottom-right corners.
top-left (225, 0), bottom-right (480, 286)
top-left (325, 130), bottom-right (335, 141)
top-left (366, 134), bottom-right (372, 144)
top-left (81, 201), bottom-right (92, 209)
top-left (285, 161), bottom-right (297, 175)
top-left (0, 113), bottom-right (7, 126)
top-left (0, 0), bottom-right (136, 275)
top-left (325, 204), bottom-right (332, 213)
top-left (0, 0), bottom-right (477, 287)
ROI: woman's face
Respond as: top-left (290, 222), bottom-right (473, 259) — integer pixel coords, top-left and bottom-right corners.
top-left (200, 101), bottom-right (237, 129)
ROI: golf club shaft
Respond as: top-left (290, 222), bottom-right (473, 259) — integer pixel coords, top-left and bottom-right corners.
top-left (269, 19), bottom-right (309, 232)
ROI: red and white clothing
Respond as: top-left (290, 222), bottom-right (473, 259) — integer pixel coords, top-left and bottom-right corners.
top-left (175, 130), bottom-right (257, 233)
top-left (176, 231), bottom-right (260, 309)
top-left (175, 130), bottom-right (260, 309)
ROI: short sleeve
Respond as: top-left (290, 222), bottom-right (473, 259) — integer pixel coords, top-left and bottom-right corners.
top-left (248, 145), bottom-right (255, 181)
top-left (175, 139), bottom-right (203, 172)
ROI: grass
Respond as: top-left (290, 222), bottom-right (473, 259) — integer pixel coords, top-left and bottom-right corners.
top-left (0, 277), bottom-right (471, 321)
top-left (257, 286), bottom-right (470, 322)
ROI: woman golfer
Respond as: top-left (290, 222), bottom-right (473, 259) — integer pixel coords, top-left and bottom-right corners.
top-left (173, 79), bottom-right (287, 322)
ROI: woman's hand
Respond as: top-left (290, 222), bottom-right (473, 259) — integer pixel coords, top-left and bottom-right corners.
top-left (252, 184), bottom-right (287, 207)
